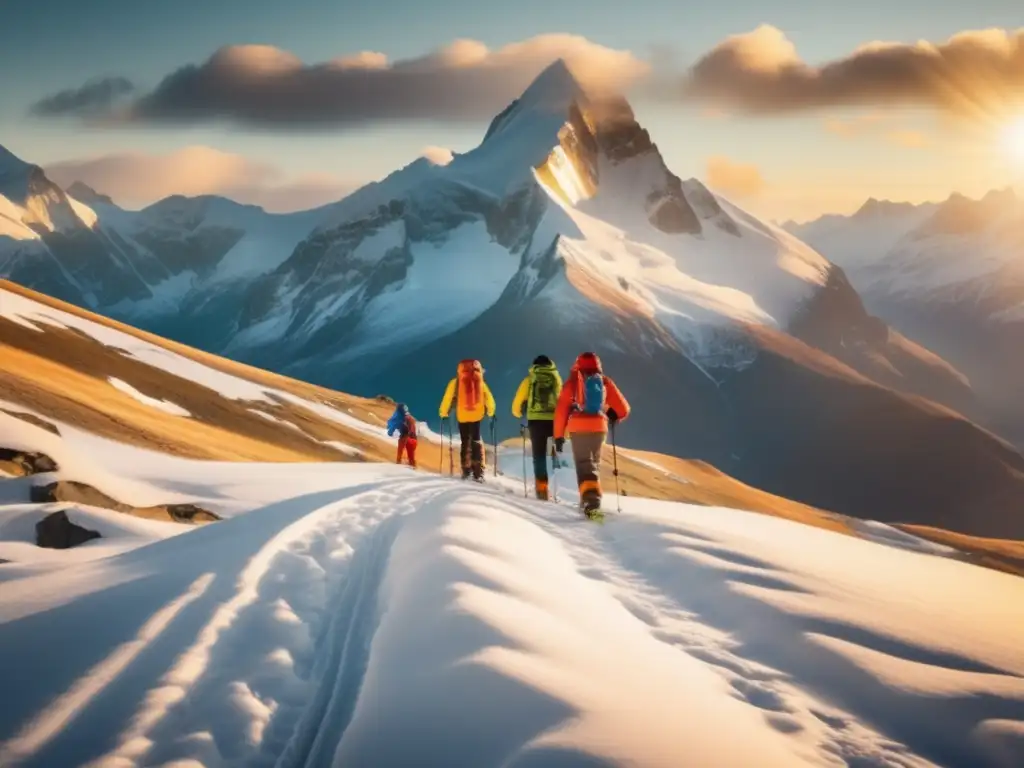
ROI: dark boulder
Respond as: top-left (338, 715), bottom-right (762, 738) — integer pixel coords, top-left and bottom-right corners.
top-left (36, 510), bottom-right (101, 549)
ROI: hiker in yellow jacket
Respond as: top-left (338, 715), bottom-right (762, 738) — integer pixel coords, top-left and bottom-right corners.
top-left (512, 355), bottom-right (562, 500)
top-left (439, 359), bottom-right (496, 480)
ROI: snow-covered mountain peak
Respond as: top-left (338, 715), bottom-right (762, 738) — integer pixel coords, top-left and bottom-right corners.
top-left (481, 59), bottom-right (587, 143)
top-left (515, 58), bottom-right (586, 114)
top-left (0, 147), bottom-right (96, 234)
top-left (852, 197), bottom-right (920, 220)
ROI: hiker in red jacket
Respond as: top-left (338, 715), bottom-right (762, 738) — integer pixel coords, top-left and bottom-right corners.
top-left (554, 352), bottom-right (630, 515)
top-left (387, 403), bottom-right (418, 468)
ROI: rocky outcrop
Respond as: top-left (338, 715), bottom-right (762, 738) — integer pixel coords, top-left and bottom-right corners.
top-left (30, 481), bottom-right (220, 524)
top-left (36, 510), bottom-right (101, 549)
top-left (66, 181), bottom-right (115, 206)
top-left (0, 448), bottom-right (58, 477)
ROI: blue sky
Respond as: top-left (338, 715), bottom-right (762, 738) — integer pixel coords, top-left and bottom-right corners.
top-left (2, 0), bottom-right (1022, 221)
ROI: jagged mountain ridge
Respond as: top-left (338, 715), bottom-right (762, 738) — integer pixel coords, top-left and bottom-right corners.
top-left (0, 152), bottom-right (340, 348)
top-left (788, 188), bottom-right (1024, 444)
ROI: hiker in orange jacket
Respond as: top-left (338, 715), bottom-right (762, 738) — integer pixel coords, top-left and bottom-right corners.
top-left (439, 359), bottom-right (496, 480)
top-left (553, 352), bottom-right (630, 514)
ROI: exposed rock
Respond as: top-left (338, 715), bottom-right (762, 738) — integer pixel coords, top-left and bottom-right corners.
top-left (36, 509), bottom-right (101, 549)
top-left (30, 480), bottom-right (220, 524)
top-left (165, 504), bottom-right (220, 524)
top-left (67, 181), bottom-right (115, 206)
top-left (0, 447), bottom-right (59, 476)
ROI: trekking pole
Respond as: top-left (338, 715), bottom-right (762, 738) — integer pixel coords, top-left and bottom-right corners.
top-left (520, 425), bottom-right (528, 497)
top-left (448, 414), bottom-right (454, 477)
top-left (550, 442), bottom-right (559, 503)
top-left (611, 421), bottom-right (622, 513)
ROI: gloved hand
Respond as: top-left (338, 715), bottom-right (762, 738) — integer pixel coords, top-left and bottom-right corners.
top-left (387, 428), bottom-right (395, 437)
top-left (555, 437), bottom-right (565, 453)
top-left (607, 408), bottom-right (619, 425)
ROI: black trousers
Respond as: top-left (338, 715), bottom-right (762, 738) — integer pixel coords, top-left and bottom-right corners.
top-left (458, 420), bottom-right (484, 476)
top-left (528, 420), bottom-right (554, 482)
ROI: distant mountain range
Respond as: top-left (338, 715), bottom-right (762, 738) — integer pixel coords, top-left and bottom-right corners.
top-left (787, 187), bottom-right (1024, 446)
top-left (4, 60), bottom-right (1024, 536)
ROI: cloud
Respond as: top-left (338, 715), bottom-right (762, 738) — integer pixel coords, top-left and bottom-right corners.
top-left (705, 156), bottom-right (766, 197)
top-left (822, 112), bottom-right (886, 137)
top-left (821, 113), bottom-right (932, 148)
top-left (699, 107), bottom-right (729, 119)
top-left (885, 129), bottom-right (930, 148)
top-left (45, 146), bottom-right (360, 212)
top-left (420, 145), bottom-right (455, 165)
top-left (682, 25), bottom-right (1024, 115)
top-left (30, 77), bottom-right (135, 117)
top-left (33, 35), bottom-right (649, 129)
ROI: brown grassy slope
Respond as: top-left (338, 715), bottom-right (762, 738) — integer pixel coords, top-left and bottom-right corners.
top-left (897, 525), bottom-right (1024, 578)
top-left (0, 280), bottom-right (442, 470)
top-left (616, 447), bottom-right (851, 535)
top-left (500, 436), bottom-right (852, 536)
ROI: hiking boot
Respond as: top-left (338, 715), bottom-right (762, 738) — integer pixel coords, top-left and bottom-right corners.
top-left (580, 491), bottom-right (602, 515)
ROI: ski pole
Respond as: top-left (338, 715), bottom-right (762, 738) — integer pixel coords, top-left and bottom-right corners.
top-left (438, 419), bottom-right (444, 475)
top-left (521, 425), bottom-right (528, 497)
top-left (492, 417), bottom-right (498, 477)
top-left (611, 421), bottom-right (621, 513)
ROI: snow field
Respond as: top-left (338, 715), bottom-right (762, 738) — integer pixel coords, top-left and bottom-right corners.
top-left (3, 419), bottom-right (1024, 767)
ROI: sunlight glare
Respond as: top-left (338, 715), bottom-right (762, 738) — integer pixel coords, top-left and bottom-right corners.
top-left (1002, 116), bottom-right (1024, 164)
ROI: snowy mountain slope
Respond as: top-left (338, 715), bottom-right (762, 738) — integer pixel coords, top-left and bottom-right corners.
top-left (1, 413), bottom-right (1023, 767)
top-left (227, 62), bottom-right (841, 372)
top-left (788, 189), bottom-right (1024, 445)
top-left (784, 198), bottom-right (939, 280)
top-left (0, 146), bottom-right (341, 349)
top-left (214, 61), bottom-right (973, 422)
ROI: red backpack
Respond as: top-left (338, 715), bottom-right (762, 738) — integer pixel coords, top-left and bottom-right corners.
top-left (457, 359), bottom-right (483, 410)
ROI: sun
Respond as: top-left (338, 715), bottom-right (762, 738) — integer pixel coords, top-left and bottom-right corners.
top-left (1001, 115), bottom-right (1024, 163)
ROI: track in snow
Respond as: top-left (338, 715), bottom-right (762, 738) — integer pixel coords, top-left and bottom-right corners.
top-left (7, 470), bottom-right (1017, 768)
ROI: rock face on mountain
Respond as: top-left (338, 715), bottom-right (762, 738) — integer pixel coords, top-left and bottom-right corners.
top-left (789, 188), bottom-right (1024, 446)
top-left (3, 61), bottom-right (1022, 536)
top-left (0, 150), bottom-right (338, 349)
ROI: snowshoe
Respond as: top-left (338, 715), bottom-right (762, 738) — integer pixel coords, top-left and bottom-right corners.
top-left (580, 500), bottom-right (605, 522)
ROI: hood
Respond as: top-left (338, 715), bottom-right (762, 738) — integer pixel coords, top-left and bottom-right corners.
top-left (574, 352), bottom-right (602, 373)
